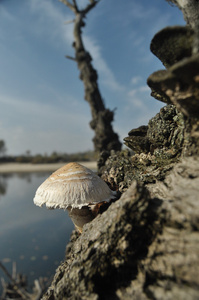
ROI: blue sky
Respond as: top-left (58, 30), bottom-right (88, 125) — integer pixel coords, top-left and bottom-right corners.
top-left (0, 0), bottom-right (184, 155)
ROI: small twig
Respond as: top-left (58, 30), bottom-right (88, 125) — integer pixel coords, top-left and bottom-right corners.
top-left (0, 261), bottom-right (14, 283)
top-left (82, 0), bottom-right (101, 15)
top-left (60, 0), bottom-right (101, 16)
top-left (65, 55), bottom-right (76, 61)
top-left (12, 261), bottom-right (17, 280)
top-left (64, 19), bottom-right (75, 24)
top-left (0, 261), bottom-right (31, 300)
top-left (0, 261), bottom-right (50, 300)
top-left (1, 278), bottom-right (6, 299)
top-left (72, 0), bottom-right (79, 12)
top-left (59, 0), bottom-right (77, 13)
top-left (33, 279), bottom-right (43, 300)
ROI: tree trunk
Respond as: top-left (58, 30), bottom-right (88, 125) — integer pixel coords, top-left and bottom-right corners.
top-left (41, 156), bottom-right (199, 300)
top-left (167, 0), bottom-right (199, 53)
top-left (61, 0), bottom-right (122, 153)
top-left (40, 2), bottom-right (199, 299)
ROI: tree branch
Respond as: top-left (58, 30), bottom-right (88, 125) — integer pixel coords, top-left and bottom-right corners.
top-left (0, 261), bottom-right (31, 300)
top-left (72, 0), bottom-right (79, 12)
top-left (82, 0), bottom-right (101, 15)
top-left (60, 0), bottom-right (122, 153)
top-left (65, 55), bottom-right (76, 61)
top-left (60, 0), bottom-right (101, 16)
top-left (59, 0), bottom-right (77, 14)
top-left (64, 19), bottom-right (75, 24)
top-left (0, 261), bottom-right (14, 283)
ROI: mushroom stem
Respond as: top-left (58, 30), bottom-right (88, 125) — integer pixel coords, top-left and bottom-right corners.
top-left (33, 162), bottom-right (117, 234)
top-left (67, 206), bottom-right (95, 233)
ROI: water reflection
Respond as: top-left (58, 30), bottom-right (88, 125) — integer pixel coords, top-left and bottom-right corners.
top-left (0, 175), bottom-right (7, 196)
top-left (0, 172), bottom-right (74, 289)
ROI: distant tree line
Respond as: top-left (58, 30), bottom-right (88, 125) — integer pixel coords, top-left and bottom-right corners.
top-left (0, 140), bottom-right (97, 163)
top-left (16, 150), bottom-right (97, 164)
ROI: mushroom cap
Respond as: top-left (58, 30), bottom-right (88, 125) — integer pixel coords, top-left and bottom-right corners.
top-left (33, 162), bottom-right (116, 209)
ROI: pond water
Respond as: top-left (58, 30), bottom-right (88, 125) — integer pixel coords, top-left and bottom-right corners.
top-left (0, 172), bottom-right (74, 290)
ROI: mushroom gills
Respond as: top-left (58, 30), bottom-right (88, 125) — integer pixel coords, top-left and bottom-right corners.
top-left (33, 162), bottom-right (117, 234)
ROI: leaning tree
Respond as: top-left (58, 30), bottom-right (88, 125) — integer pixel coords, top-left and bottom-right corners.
top-left (59, 0), bottom-right (122, 154)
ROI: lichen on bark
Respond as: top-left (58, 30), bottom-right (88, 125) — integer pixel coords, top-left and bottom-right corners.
top-left (41, 5), bottom-right (199, 300)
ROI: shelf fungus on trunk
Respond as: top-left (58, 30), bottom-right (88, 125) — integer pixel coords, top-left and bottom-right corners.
top-left (33, 162), bottom-right (116, 233)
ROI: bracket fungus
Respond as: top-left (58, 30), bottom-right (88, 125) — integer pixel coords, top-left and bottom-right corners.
top-left (33, 162), bottom-right (116, 233)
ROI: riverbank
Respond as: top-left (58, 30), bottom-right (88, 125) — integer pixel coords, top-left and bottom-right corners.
top-left (0, 161), bottom-right (97, 173)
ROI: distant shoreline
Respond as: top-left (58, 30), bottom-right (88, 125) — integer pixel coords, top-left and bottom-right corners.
top-left (0, 161), bottom-right (97, 173)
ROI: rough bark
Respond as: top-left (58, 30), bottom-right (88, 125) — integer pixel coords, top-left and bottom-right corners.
top-left (60, 0), bottom-right (121, 154)
top-left (166, 0), bottom-right (199, 53)
top-left (41, 3), bottom-right (199, 300)
top-left (41, 51), bottom-right (199, 299)
top-left (42, 156), bottom-right (199, 300)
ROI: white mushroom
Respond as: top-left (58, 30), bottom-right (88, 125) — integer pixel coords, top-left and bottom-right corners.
top-left (33, 162), bottom-right (116, 233)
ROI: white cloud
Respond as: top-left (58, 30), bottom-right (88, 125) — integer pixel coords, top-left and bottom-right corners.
top-left (0, 94), bottom-right (93, 155)
top-left (131, 76), bottom-right (142, 85)
top-left (28, 0), bottom-right (73, 48)
top-left (83, 36), bottom-right (125, 92)
top-left (130, 3), bottom-right (159, 20)
top-left (0, 5), bottom-right (21, 44)
top-left (0, 4), bottom-right (15, 22)
top-left (0, 0), bottom-right (175, 156)
top-left (28, 0), bottom-right (124, 93)
top-left (139, 86), bottom-right (150, 93)
top-left (149, 12), bottom-right (174, 36)
top-left (125, 84), bottom-right (157, 118)
top-left (0, 93), bottom-right (80, 124)
top-left (118, 81), bottom-right (164, 134)
top-left (1, 0), bottom-right (122, 155)
top-left (127, 85), bottom-right (150, 99)
top-left (0, 122), bottom-right (93, 156)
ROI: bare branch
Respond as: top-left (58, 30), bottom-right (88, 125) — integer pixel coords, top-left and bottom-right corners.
top-left (65, 55), bottom-right (76, 61)
top-left (0, 261), bottom-right (45, 299)
top-left (64, 19), bottom-right (75, 24)
top-left (60, 0), bottom-right (101, 16)
top-left (59, 0), bottom-right (121, 153)
top-left (82, 0), bottom-right (101, 15)
top-left (0, 261), bottom-right (14, 283)
top-left (0, 262), bottom-right (31, 300)
top-left (72, 0), bottom-right (79, 12)
top-left (59, 0), bottom-right (77, 13)
top-left (12, 261), bottom-right (17, 280)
